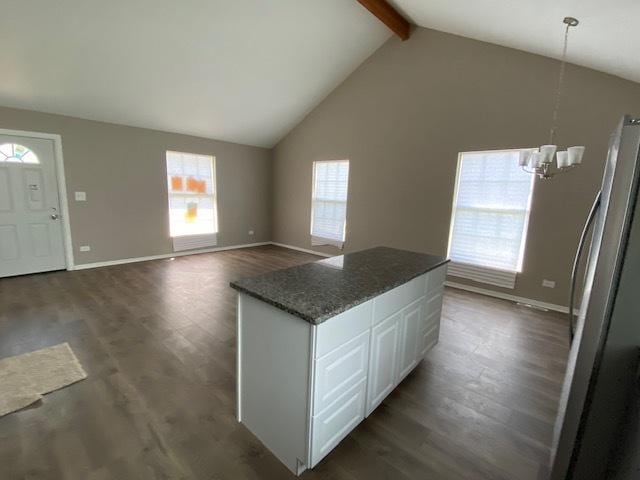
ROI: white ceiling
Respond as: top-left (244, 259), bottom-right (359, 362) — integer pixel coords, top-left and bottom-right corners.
top-left (391, 0), bottom-right (640, 85)
top-left (2, 1), bottom-right (638, 149)
top-left (0, 0), bottom-right (390, 148)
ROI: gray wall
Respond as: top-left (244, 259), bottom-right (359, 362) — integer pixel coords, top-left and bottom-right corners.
top-left (0, 106), bottom-right (272, 265)
top-left (272, 27), bottom-right (640, 306)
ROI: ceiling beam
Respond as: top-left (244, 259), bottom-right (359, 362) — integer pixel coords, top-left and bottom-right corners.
top-left (357, 0), bottom-right (412, 41)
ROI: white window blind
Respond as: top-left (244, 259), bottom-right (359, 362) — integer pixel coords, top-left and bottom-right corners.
top-left (166, 151), bottom-right (218, 251)
top-left (311, 160), bottom-right (350, 248)
top-left (447, 149), bottom-right (535, 288)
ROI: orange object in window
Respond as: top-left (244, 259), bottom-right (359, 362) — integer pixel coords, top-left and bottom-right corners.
top-left (197, 180), bottom-right (207, 194)
top-left (171, 176), bottom-right (183, 191)
top-left (185, 201), bottom-right (198, 222)
top-left (186, 177), bottom-right (199, 192)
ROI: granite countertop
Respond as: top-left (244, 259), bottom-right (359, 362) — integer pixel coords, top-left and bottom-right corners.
top-left (230, 246), bottom-right (449, 325)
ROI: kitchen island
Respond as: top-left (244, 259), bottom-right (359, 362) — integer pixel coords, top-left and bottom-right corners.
top-left (230, 246), bottom-right (449, 475)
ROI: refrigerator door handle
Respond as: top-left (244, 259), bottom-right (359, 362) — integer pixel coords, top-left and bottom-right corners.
top-left (569, 190), bottom-right (602, 341)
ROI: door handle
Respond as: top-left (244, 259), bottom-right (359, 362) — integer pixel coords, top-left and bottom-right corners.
top-left (51, 213), bottom-right (59, 220)
top-left (568, 190), bottom-right (602, 342)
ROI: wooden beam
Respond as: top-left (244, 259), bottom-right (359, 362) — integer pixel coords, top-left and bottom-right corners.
top-left (357, 0), bottom-right (412, 41)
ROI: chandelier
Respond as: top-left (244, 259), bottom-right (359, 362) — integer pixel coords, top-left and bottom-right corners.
top-left (520, 17), bottom-right (585, 179)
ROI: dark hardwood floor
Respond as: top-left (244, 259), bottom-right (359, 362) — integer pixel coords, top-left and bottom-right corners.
top-left (0, 245), bottom-right (569, 480)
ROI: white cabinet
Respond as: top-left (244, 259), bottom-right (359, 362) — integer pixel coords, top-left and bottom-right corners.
top-left (398, 299), bottom-right (423, 381)
top-left (237, 265), bottom-right (447, 476)
top-left (366, 311), bottom-right (401, 415)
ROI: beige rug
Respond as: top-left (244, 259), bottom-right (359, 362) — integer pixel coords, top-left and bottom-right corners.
top-left (0, 343), bottom-right (87, 417)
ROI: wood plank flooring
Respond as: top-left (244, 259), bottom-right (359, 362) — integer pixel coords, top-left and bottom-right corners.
top-left (0, 245), bottom-right (569, 480)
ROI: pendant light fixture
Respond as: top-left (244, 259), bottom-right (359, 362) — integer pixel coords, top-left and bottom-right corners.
top-left (520, 17), bottom-right (585, 179)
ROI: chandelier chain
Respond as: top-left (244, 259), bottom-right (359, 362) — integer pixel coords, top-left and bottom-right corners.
top-left (549, 22), bottom-right (571, 145)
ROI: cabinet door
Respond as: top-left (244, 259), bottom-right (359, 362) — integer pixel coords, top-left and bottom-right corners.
top-left (366, 311), bottom-right (401, 415)
top-left (398, 300), bottom-right (422, 380)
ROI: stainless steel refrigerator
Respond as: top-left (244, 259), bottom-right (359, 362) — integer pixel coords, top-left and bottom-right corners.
top-left (551, 115), bottom-right (640, 479)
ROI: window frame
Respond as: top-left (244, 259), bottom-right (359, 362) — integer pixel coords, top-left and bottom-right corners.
top-left (0, 143), bottom-right (40, 164)
top-left (447, 148), bottom-right (536, 277)
top-left (165, 150), bottom-right (219, 250)
top-left (310, 159), bottom-right (350, 249)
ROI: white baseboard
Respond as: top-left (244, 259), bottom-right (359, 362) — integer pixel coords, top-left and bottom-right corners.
top-left (445, 280), bottom-right (575, 314)
top-left (269, 242), bottom-right (333, 258)
top-left (70, 242), bottom-right (271, 271)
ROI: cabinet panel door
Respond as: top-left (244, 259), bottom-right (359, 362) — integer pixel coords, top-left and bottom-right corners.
top-left (398, 300), bottom-right (422, 380)
top-left (366, 311), bottom-right (401, 415)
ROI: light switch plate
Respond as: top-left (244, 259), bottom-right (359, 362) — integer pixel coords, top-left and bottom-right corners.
top-left (75, 191), bottom-right (87, 201)
top-left (79, 245), bottom-right (91, 252)
top-left (542, 279), bottom-right (556, 288)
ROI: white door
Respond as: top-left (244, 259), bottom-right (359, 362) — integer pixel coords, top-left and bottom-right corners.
top-left (366, 311), bottom-right (401, 415)
top-left (0, 135), bottom-right (66, 277)
top-left (398, 300), bottom-right (422, 380)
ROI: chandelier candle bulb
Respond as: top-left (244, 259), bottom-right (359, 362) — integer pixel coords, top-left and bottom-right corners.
top-left (568, 146), bottom-right (586, 165)
top-left (519, 150), bottom-right (533, 166)
top-left (557, 150), bottom-right (570, 168)
top-left (529, 152), bottom-right (543, 169)
top-left (539, 145), bottom-right (557, 164)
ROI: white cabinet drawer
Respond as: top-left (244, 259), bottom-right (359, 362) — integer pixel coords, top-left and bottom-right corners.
top-left (426, 265), bottom-right (447, 293)
top-left (315, 300), bottom-right (372, 358)
top-left (373, 275), bottom-right (425, 325)
top-left (419, 323), bottom-right (440, 357)
top-left (310, 379), bottom-right (366, 467)
top-left (313, 330), bottom-right (369, 415)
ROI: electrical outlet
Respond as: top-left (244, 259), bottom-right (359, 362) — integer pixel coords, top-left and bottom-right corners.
top-left (248, 230), bottom-right (254, 235)
top-left (542, 279), bottom-right (556, 288)
top-left (75, 191), bottom-right (87, 201)
top-left (79, 245), bottom-right (91, 252)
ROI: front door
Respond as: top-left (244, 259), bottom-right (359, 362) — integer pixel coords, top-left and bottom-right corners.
top-left (0, 134), bottom-right (66, 277)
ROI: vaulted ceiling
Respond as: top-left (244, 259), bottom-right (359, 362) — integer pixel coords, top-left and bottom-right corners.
top-left (0, 0), bottom-right (390, 148)
top-left (1, 1), bottom-right (638, 148)
top-left (391, 0), bottom-right (640, 85)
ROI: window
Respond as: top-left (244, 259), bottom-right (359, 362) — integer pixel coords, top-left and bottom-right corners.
top-left (166, 151), bottom-right (218, 251)
top-left (311, 160), bottom-right (350, 248)
top-left (447, 149), bottom-right (535, 289)
top-left (0, 143), bottom-right (39, 164)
